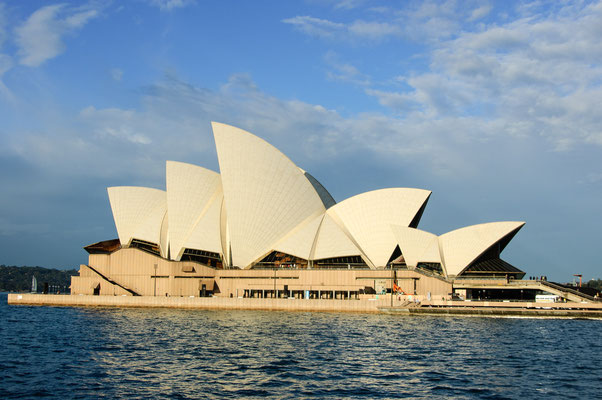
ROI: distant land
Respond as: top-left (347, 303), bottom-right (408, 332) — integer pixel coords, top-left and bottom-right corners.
top-left (585, 279), bottom-right (602, 291)
top-left (0, 265), bottom-right (78, 293)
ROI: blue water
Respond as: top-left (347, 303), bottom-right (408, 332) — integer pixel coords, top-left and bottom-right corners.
top-left (1, 293), bottom-right (601, 399)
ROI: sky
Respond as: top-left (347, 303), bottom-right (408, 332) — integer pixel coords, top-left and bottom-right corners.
top-left (0, 0), bottom-right (600, 282)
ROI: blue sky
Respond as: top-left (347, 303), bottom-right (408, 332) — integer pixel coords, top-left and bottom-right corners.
top-left (0, 0), bottom-right (600, 282)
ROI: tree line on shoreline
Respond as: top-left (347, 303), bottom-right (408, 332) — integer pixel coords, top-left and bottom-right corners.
top-left (0, 265), bottom-right (78, 293)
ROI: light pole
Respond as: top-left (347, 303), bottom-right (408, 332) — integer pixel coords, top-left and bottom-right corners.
top-left (153, 263), bottom-right (158, 296)
top-left (390, 265), bottom-right (394, 307)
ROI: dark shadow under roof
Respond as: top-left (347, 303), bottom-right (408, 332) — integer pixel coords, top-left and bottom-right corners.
top-left (464, 258), bottom-right (524, 274)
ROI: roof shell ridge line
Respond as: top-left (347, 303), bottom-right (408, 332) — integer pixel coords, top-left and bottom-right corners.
top-left (211, 121), bottom-right (307, 177)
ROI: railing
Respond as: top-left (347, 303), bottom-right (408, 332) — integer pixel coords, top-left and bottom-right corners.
top-left (540, 281), bottom-right (597, 302)
top-left (454, 280), bottom-right (598, 302)
top-left (86, 265), bottom-right (140, 296)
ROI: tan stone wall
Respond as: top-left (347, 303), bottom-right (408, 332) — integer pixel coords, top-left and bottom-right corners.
top-left (10, 294), bottom-right (602, 316)
top-left (71, 265), bottom-right (132, 296)
top-left (9, 293), bottom-right (393, 312)
top-left (75, 248), bottom-right (452, 299)
top-left (81, 248), bottom-right (216, 296)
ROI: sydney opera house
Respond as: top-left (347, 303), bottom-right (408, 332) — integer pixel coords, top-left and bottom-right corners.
top-left (71, 122), bottom-right (528, 301)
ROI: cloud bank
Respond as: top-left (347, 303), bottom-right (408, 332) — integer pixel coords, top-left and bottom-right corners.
top-left (15, 4), bottom-right (99, 67)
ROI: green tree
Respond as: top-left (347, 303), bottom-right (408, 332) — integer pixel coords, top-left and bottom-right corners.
top-left (0, 265), bottom-right (78, 292)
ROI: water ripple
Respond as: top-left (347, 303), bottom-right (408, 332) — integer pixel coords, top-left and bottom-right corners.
top-left (1, 294), bottom-right (601, 399)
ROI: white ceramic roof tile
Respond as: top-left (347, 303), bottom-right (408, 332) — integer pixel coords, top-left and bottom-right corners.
top-left (391, 225), bottom-right (441, 269)
top-left (219, 198), bottom-right (230, 267)
top-left (212, 122), bottom-right (327, 268)
top-left (439, 221), bottom-right (525, 276)
top-left (159, 210), bottom-right (169, 258)
top-left (312, 213), bottom-right (361, 260)
top-left (183, 187), bottom-right (223, 256)
top-left (329, 188), bottom-right (431, 268)
top-left (166, 161), bottom-right (222, 260)
top-left (107, 186), bottom-right (166, 249)
top-left (274, 213), bottom-right (324, 260)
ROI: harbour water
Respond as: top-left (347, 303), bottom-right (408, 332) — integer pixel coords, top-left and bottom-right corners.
top-left (1, 293), bottom-right (601, 399)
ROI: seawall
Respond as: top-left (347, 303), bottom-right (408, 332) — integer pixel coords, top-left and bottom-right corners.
top-left (7, 293), bottom-right (391, 313)
top-left (7, 293), bottom-right (602, 318)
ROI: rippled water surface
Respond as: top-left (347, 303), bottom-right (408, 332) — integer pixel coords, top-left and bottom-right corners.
top-left (1, 293), bottom-right (601, 399)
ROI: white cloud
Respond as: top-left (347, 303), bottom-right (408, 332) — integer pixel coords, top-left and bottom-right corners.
top-left (283, 1), bottom-right (472, 43)
top-left (348, 20), bottom-right (401, 39)
top-left (283, 14), bottom-right (405, 42)
top-left (0, 52), bottom-right (13, 100)
top-left (324, 52), bottom-right (370, 85)
top-left (468, 4), bottom-right (492, 21)
top-left (282, 16), bottom-right (345, 39)
top-left (0, 53), bottom-right (11, 75)
top-left (147, 0), bottom-right (196, 11)
top-left (15, 4), bottom-right (99, 67)
top-left (333, 0), bottom-right (366, 10)
top-left (365, 1), bottom-right (602, 150)
top-left (2, 73), bottom-right (472, 194)
top-left (365, 88), bottom-right (415, 113)
top-left (80, 106), bottom-right (153, 145)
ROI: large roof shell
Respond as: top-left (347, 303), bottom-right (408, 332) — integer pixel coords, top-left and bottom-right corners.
top-left (181, 188), bottom-right (223, 256)
top-left (439, 221), bottom-right (525, 276)
top-left (273, 214), bottom-right (324, 260)
top-left (312, 213), bottom-right (362, 260)
top-left (212, 122), bottom-right (327, 268)
top-left (159, 211), bottom-right (169, 259)
top-left (328, 188), bottom-right (431, 268)
top-left (102, 123), bottom-right (525, 274)
top-left (391, 226), bottom-right (442, 269)
top-left (166, 161), bottom-right (222, 260)
top-left (107, 186), bottom-right (167, 250)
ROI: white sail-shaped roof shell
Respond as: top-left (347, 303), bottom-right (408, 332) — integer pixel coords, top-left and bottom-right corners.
top-left (391, 226), bottom-right (442, 270)
top-left (103, 123), bottom-right (526, 276)
top-left (274, 214), bottom-right (324, 260)
top-left (166, 161), bottom-right (222, 260)
top-left (159, 211), bottom-right (169, 258)
top-left (312, 213), bottom-right (362, 260)
top-left (182, 189), bottom-right (223, 256)
top-left (328, 188), bottom-right (431, 268)
top-left (439, 221), bottom-right (525, 277)
top-left (107, 186), bottom-right (167, 250)
top-left (212, 122), bottom-right (327, 268)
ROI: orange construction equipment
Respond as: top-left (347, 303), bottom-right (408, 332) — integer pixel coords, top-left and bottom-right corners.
top-left (392, 283), bottom-right (405, 295)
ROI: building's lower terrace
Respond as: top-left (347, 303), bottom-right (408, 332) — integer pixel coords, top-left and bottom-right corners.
top-left (71, 247), bottom-right (453, 301)
top-left (69, 246), bottom-right (599, 306)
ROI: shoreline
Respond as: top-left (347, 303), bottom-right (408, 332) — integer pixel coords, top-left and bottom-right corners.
top-left (7, 293), bottom-right (602, 318)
